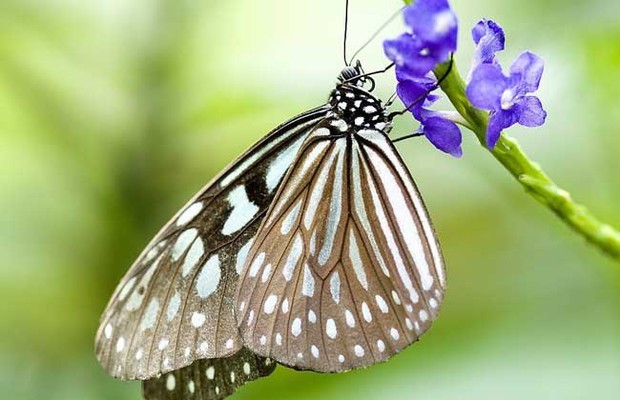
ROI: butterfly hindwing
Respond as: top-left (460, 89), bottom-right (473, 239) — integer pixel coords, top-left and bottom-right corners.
top-left (234, 117), bottom-right (446, 372)
top-left (142, 347), bottom-right (276, 400)
top-left (95, 106), bottom-right (329, 380)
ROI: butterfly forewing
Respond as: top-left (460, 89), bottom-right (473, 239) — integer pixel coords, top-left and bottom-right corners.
top-left (234, 113), bottom-right (446, 372)
top-left (95, 106), bottom-right (329, 380)
top-left (142, 347), bottom-right (276, 400)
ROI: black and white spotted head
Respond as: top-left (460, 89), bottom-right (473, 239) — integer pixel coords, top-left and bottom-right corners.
top-left (329, 63), bottom-right (392, 134)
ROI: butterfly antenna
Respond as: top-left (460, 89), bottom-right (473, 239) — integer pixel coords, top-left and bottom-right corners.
top-left (348, 5), bottom-right (405, 65)
top-left (343, 0), bottom-right (350, 66)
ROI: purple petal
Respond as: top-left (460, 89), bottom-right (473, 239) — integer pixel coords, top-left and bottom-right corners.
top-left (471, 19), bottom-right (505, 67)
top-left (422, 117), bottom-right (463, 157)
top-left (487, 110), bottom-right (517, 148)
top-left (515, 96), bottom-right (547, 127)
top-left (466, 64), bottom-right (507, 110)
top-left (403, 0), bottom-right (458, 62)
top-left (510, 51), bottom-right (544, 93)
top-left (383, 34), bottom-right (418, 67)
top-left (396, 80), bottom-right (429, 120)
top-left (384, 34), bottom-right (438, 78)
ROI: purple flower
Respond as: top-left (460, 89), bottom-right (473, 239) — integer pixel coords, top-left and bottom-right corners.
top-left (383, 0), bottom-right (461, 157)
top-left (384, 0), bottom-right (458, 78)
top-left (471, 19), bottom-right (505, 69)
top-left (398, 78), bottom-right (463, 157)
top-left (467, 51), bottom-right (547, 148)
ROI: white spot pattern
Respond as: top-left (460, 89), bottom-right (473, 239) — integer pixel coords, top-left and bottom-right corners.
top-left (330, 271), bottom-right (340, 304)
top-left (191, 312), bottom-right (205, 328)
top-left (264, 294), bottom-right (278, 314)
top-left (302, 264), bottom-right (315, 297)
top-left (222, 186), bottom-right (259, 236)
top-left (181, 238), bottom-right (204, 277)
top-left (172, 229), bottom-right (198, 261)
top-left (196, 254), bottom-right (221, 298)
top-left (292, 318), bottom-right (302, 337)
top-left (326, 318), bottom-right (337, 339)
top-left (176, 202), bottom-right (203, 226)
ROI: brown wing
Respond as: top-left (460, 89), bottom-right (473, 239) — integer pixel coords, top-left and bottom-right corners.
top-left (95, 106), bottom-right (328, 379)
top-left (234, 121), bottom-right (446, 372)
top-left (142, 347), bottom-right (276, 400)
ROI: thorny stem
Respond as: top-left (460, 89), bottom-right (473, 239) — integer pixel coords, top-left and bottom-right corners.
top-left (432, 60), bottom-right (620, 261)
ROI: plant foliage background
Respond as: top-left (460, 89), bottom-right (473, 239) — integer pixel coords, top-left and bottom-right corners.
top-left (1, 0), bottom-right (618, 399)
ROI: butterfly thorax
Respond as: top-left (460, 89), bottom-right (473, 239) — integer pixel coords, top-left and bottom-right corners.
top-left (328, 82), bottom-right (391, 133)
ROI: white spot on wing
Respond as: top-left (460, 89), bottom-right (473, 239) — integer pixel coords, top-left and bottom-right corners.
top-left (292, 318), bottom-right (302, 336)
top-left (116, 337), bottom-right (125, 352)
top-left (308, 310), bottom-right (317, 324)
top-left (196, 255), bottom-right (221, 298)
top-left (172, 229), bottom-right (198, 261)
top-left (236, 238), bottom-right (254, 274)
top-left (330, 272), bottom-right (340, 304)
top-left (188, 380), bottom-right (195, 393)
top-left (181, 237), bottom-right (204, 277)
top-left (311, 345), bottom-right (320, 358)
top-left (326, 319), bottom-right (337, 339)
top-left (125, 255), bottom-right (162, 311)
top-left (348, 231), bottom-right (369, 290)
top-left (281, 200), bottom-right (302, 235)
top-left (354, 345), bottom-right (365, 357)
top-left (140, 298), bottom-right (160, 331)
top-left (104, 323), bottom-right (113, 339)
top-left (118, 277), bottom-right (136, 301)
top-left (166, 374), bottom-right (176, 391)
top-left (191, 312), bottom-right (206, 328)
top-left (249, 252), bottom-right (265, 278)
top-left (222, 186), bottom-right (259, 236)
top-left (283, 234), bottom-right (303, 281)
top-left (302, 264), bottom-right (315, 297)
top-left (266, 136), bottom-right (306, 192)
top-left (261, 263), bottom-right (273, 283)
top-left (361, 302), bottom-right (372, 322)
top-left (345, 309), bottom-right (355, 327)
top-left (264, 294), bottom-right (278, 314)
top-left (176, 202), bottom-right (203, 226)
top-left (375, 295), bottom-right (389, 314)
top-left (166, 292), bottom-right (180, 321)
top-left (281, 298), bottom-right (289, 314)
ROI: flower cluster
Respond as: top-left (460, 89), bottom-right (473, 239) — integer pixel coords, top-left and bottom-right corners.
top-left (384, 0), bottom-right (546, 156)
top-left (384, 0), bottom-right (462, 157)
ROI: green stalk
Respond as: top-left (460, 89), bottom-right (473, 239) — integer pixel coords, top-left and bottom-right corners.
top-left (432, 61), bottom-right (620, 260)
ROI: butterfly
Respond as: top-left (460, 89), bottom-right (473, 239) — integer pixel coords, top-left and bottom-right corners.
top-left (95, 8), bottom-right (446, 399)
top-left (95, 61), bottom-right (445, 399)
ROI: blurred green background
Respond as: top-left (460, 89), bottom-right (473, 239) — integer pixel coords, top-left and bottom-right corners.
top-left (1, 0), bottom-right (619, 399)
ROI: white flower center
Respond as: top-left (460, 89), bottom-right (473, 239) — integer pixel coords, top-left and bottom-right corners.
top-left (433, 10), bottom-right (456, 35)
top-left (501, 88), bottom-right (516, 110)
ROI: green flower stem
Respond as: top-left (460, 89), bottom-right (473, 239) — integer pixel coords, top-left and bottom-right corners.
top-left (433, 61), bottom-right (620, 260)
